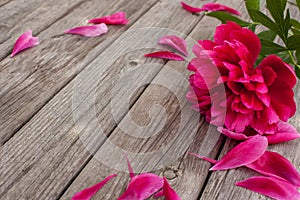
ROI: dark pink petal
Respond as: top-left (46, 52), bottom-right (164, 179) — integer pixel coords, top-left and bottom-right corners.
top-left (163, 177), bottom-right (181, 200)
top-left (180, 2), bottom-right (202, 13)
top-left (88, 11), bottom-right (128, 25)
top-left (144, 51), bottom-right (184, 61)
top-left (201, 3), bottom-right (240, 15)
top-left (188, 152), bottom-right (218, 164)
top-left (158, 35), bottom-right (188, 56)
top-left (210, 135), bottom-right (268, 171)
top-left (11, 30), bottom-right (39, 57)
top-left (236, 176), bottom-right (300, 200)
top-left (246, 151), bottom-right (300, 187)
top-left (267, 121), bottom-right (300, 144)
top-left (217, 127), bottom-right (251, 140)
top-left (153, 190), bottom-right (164, 198)
top-left (72, 174), bottom-right (117, 200)
top-left (117, 173), bottom-right (163, 200)
top-left (64, 23), bottom-right (108, 37)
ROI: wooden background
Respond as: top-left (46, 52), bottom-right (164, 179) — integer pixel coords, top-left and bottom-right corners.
top-left (0, 0), bottom-right (299, 199)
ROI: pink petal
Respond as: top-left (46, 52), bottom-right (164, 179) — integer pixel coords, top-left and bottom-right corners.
top-left (144, 51), bottom-right (184, 61)
top-left (153, 190), bottom-right (164, 198)
top-left (11, 30), bottom-right (39, 57)
top-left (72, 174), bottom-right (117, 200)
top-left (180, 2), bottom-right (202, 13)
top-left (218, 127), bottom-right (251, 141)
top-left (188, 152), bottom-right (218, 164)
top-left (210, 135), bottom-right (268, 171)
top-left (201, 3), bottom-right (240, 16)
top-left (64, 23), bottom-right (108, 37)
top-left (117, 173), bottom-right (163, 200)
top-left (163, 177), bottom-right (181, 200)
top-left (267, 121), bottom-right (300, 144)
top-left (246, 151), bottom-right (300, 187)
top-left (236, 176), bottom-right (300, 200)
top-left (158, 35), bottom-right (188, 56)
top-left (88, 11), bottom-right (128, 25)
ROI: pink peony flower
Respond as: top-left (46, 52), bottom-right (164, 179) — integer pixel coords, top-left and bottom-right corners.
top-left (187, 21), bottom-right (299, 143)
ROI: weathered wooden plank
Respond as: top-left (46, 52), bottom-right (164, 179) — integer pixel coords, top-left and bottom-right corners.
top-left (0, 0), bottom-right (88, 59)
top-left (0, 0), bottom-right (159, 145)
top-left (61, 0), bottom-right (247, 199)
top-left (0, 0), bottom-right (211, 199)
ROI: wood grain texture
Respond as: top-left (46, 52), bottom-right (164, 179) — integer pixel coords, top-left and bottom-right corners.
top-left (0, 0), bottom-right (158, 144)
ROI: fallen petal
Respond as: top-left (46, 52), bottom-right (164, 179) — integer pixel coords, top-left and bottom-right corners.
top-left (153, 190), bottom-right (164, 198)
top-left (246, 151), bottom-right (300, 187)
top-left (217, 127), bottom-right (251, 141)
top-left (158, 35), bottom-right (188, 56)
top-left (11, 30), bottom-right (39, 57)
top-left (117, 173), bottom-right (163, 200)
top-left (210, 135), bottom-right (268, 171)
top-left (267, 121), bottom-right (300, 144)
top-left (64, 23), bottom-right (108, 37)
top-left (144, 51), bottom-right (185, 61)
top-left (188, 152), bottom-right (217, 164)
top-left (72, 174), bottom-right (117, 200)
top-left (124, 155), bottom-right (135, 180)
top-left (180, 2), bottom-right (202, 13)
top-left (201, 3), bottom-right (240, 15)
top-left (236, 176), bottom-right (300, 200)
top-left (163, 177), bottom-right (181, 200)
top-left (88, 11), bottom-right (128, 25)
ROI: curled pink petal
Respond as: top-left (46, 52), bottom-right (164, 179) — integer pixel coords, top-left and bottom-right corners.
top-left (144, 51), bottom-right (185, 61)
top-left (266, 121), bottom-right (300, 144)
top-left (163, 177), bottom-right (181, 200)
top-left (88, 11), bottom-right (128, 25)
top-left (217, 127), bottom-right (251, 140)
top-left (188, 152), bottom-right (217, 164)
top-left (180, 2), bottom-right (202, 13)
top-left (64, 23), bottom-right (108, 37)
top-left (11, 30), bottom-right (39, 57)
top-left (246, 151), bottom-right (300, 187)
top-left (236, 176), bottom-right (300, 200)
top-left (117, 173), bottom-right (163, 200)
top-left (201, 3), bottom-right (240, 15)
top-left (124, 155), bottom-right (135, 180)
top-left (72, 174), bottom-right (117, 200)
top-left (210, 135), bottom-right (268, 171)
top-left (158, 35), bottom-right (188, 56)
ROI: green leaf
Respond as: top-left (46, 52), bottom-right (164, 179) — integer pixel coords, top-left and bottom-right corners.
top-left (283, 9), bottom-right (291, 38)
top-left (266, 0), bottom-right (287, 23)
top-left (248, 24), bottom-right (257, 32)
top-left (260, 39), bottom-right (286, 55)
top-left (245, 0), bottom-right (260, 11)
top-left (296, 0), bottom-right (300, 12)
top-left (247, 9), bottom-right (281, 35)
top-left (206, 11), bottom-right (251, 27)
top-left (295, 65), bottom-right (300, 79)
top-left (287, 35), bottom-right (300, 50)
top-left (291, 18), bottom-right (300, 30)
top-left (257, 30), bottom-right (276, 41)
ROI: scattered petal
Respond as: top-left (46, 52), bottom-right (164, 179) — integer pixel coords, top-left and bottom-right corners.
top-left (11, 30), bottom-right (39, 57)
top-left (267, 121), bottom-right (300, 144)
top-left (217, 127), bottom-right (251, 140)
top-left (246, 151), bottom-right (300, 187)
top-left (210, 135), bottom-right (268, 171)
top-left (163, 177), bottom-right (181, 200)
top-left (124, 155), bottom-right (135, 180)
top-left (201, 3), bottom-right (240, 15)
top-left (117, 173), bottom-right (163, 200)
top-left (72, 174), bottom-right (117, 200)
top-left (180, 2), bottom-right (202, 13)
top-left (64, 23), bottom-right (108, 37)
top-left (158, 35), bottom-right (188, 56)
top-left (236, 176), bottom-right (300, 200)
top-left (144, 51), bottom-right (185, 61)
top-left (188, 152), bottom-right (218, 164)
top-left (88, 11), bottom-right (128, 25)
top-left (153, 190), bottom-right (164, 198)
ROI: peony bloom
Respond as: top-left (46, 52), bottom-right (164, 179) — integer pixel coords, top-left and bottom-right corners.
top-left (187, 21), bottom-right (299, 143)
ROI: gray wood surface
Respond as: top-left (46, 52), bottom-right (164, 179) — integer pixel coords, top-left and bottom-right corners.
top-left (0, 0), bottom-right (299, 200)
